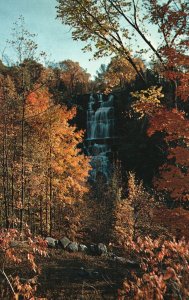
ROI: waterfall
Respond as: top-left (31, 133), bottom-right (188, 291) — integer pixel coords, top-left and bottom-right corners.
top-left (87, 93), bottom-right (115, 181)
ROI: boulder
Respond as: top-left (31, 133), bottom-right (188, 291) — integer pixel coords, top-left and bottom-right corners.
top-left (112, 256), bottom-right (139, 267)
top-left (45, 237), bottom-right (58, 248)
top-left (97, 243), bottom-right (108, 255)
top-left (79, 244), bottom-right (88, 253)
top-left (67, 242), bottom-right (79, 252)
top-left (59, 237), bottom-right (71, 249)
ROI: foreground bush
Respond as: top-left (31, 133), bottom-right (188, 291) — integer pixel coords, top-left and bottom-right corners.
top-left (118, 237), bottom-right (189, 300)
top-left (0, 227), bottom-right (47, 299)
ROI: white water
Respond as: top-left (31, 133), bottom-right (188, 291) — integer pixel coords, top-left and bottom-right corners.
top-left (87, 94), bottom-right (114, 140)
top-left (87, 94), bottom-right (115, 180)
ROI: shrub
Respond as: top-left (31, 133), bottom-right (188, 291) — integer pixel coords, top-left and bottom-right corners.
top-left (0, 226), bottom-right (47, 299)
top-left (118, 237), bottom-right (189, 300)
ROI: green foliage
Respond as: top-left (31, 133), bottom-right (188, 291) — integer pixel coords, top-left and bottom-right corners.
top-left (56, 0), bottom-right (146, 81)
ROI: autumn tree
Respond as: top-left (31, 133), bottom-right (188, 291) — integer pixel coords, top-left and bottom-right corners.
top-left (0, 73), bottom-right (90, 234)
top-left (0, 75), bottom-right (19, 228)
top-left (96, 55), bottom-right (145, 93)
top-left (25, 89), bottom-right (90, 235)
top-left (113, 172), bottom-right (156, 248)
top-left (131, 84), bottom-right (189, 203)
top-left (132, 2), bottom-right (189, 202)
top-left (51, 60), bottom-right (91, 101)
top-left (56, 0), bottom-right (188, 106)
top-left (3, 17), bottom-right (47, 231)
top-left (148, 108), bottom-right (189, 203)
top-left (56, 0), bottom-right (148, 82)
top-left (0, 17), bottom-right (90, 235)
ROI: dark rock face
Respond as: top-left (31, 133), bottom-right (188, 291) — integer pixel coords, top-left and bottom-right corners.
top-left (76, 92), bottom-right (165, 185)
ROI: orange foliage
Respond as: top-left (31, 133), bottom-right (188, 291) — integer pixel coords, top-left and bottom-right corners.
top-left (0, 67), bottom-right (90, 234)
top-left (26, 84), bottom-right (50, 118)
top-left (26, 86), bottom-right (90, 207)
top-left (44, 105), bottom-right (90, 203)
top-left (24, 102), bottom-right (90, 235)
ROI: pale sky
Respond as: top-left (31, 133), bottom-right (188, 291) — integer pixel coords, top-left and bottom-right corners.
top-left (0, 0), bottom-right (110, 77)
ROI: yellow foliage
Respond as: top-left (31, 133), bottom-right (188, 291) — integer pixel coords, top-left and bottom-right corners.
top-left (131, 86), bottom-right (164, 118)
top-left (113, 172), bottom-right (156, 247)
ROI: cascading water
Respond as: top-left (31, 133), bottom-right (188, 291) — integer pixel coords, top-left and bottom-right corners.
top-left (87, 93), bottom-right (115, 181)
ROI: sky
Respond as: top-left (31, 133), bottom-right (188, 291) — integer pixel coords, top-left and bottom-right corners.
top-left (0, 0), bottom-right (110, 78)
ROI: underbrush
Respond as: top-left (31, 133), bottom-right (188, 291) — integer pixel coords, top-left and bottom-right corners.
top-left (118, 237), bottom-right (189, 300)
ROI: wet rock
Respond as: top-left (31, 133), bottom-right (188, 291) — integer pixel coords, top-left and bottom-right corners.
top-left (67, 242), bottom-right (79, 252)
top-left (79, 244), bottom-right (88, 253)
top-left (45, 237), bottom-right (58, 248)
top-left (59, 237), bottom-right (71, 249)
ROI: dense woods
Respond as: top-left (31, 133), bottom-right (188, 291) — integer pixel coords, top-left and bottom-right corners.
top-left (1, 1), bottom-right (189, 299)
top-left (0, 46), bottom-right (90, 236)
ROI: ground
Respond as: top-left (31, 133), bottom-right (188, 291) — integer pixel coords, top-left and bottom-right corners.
top-left (38, 251), bottom-right (126, 299)
top-left (1, 250), bottom-right (127, 300)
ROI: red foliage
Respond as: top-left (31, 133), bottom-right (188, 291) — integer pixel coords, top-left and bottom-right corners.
top-left (148, 108), bottom-right (189, 201)
top-left (154, 206), bottom-right (189, 241)
top-left (119, 236), bottom-right (189, 299)
top-left (0, 227), bottom-right (47, 299)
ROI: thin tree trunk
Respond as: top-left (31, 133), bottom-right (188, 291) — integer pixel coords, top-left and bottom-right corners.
top-left (20, 96), bottom-right (25, 231)
top-left (40, 196), bottom-right (43, 235)
top-left (2, 135), bottom-right (9, 228)
top-left (2, 110), bottom-right (10, 229)
top-left (49, 169), bottom-right (53, 236)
